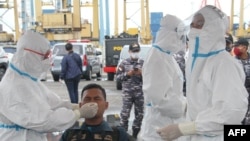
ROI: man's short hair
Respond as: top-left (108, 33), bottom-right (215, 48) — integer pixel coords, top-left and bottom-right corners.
top-left (234, 38), bottom-right (249, 47)
top-left (65, 43), bottom-right (73, 51)
top-left (81, 83), bottom-right (106, 100)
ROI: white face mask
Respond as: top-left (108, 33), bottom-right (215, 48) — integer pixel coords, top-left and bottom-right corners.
top-left (130, 52), bottom-right (139, 59)
top-left (41, 59), bottom-right (51, 73)
top-left (38, 59), bottom-right (50, 80)
top-left (188, 28), bottom-right (202, 39)
top-left (187, 28), bottom-right (202, 53)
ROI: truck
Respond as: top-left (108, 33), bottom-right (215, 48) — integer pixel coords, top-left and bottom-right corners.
top-left (0, 31), bottom-right (14, 43)
top-left (103, 37), bottom-right (138, 80)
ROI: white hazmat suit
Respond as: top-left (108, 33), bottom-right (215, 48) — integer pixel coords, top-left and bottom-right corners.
top-left (157, 5), bottom-right (248, 141)
top-left (140, 14), bottom-right (187, 141)
top-left (0, 31), bottom-right (96, 141)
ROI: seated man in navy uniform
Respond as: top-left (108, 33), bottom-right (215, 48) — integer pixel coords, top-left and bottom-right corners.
top-left (60, 83), bottom-right (130, 141)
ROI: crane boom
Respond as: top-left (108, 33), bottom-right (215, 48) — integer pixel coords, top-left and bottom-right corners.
top-left (231, 0), bottom-right (250, 38)
top-left (13, 0), bottom-right (19, 42)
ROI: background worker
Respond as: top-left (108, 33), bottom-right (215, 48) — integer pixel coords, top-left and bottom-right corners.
top-left (225, 32), bottom-right (234, 53)
top-left (60, 83), bottom-right (130, 141)
top-left (233, 38), bottom-right (250, 125)
top-left (116, 42), bottom-right (144, 139)
top-left (60, 42), bottom-right (82, 103)
top-left (157, 5), bottom-right (248, 141)
top-left (234, 38), bottom-right (250, 93)
top-left (174, 50), bottom-right (187, 96)
top-left (140, 14), bottom-right (187, 141)
top-left (0, 30), bottom-right (97, 141)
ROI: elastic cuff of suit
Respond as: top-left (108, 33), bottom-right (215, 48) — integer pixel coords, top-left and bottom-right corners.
top-left (178, 122), bottom-right (196, 135)
top-left (73, 110), bottom-right (80, 120)
top-left (72, 103), bottom-right (80, 110)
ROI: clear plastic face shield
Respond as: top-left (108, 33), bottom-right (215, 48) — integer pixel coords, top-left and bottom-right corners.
top-left (176, 21), bottom-right (190, 46)
top-left (175, 20), bottom-right (191, 53)
top-left (190, 13), bottom-right (205, 29)
top-left (189, 5), bottom-right (228, 30)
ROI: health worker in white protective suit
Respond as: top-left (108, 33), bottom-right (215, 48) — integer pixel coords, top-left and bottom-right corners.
top-left (157, 5), bottom-right (248, 141)
top-left (139, 14), bottom-right (188, 141)
top-left (0, 30), bottom-right (98, 141)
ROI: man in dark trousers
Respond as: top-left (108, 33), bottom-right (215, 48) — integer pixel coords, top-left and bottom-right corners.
top-left (60, 42), bottom-right (82, 103)
top-left (116, 42), bottom-right (144, 139)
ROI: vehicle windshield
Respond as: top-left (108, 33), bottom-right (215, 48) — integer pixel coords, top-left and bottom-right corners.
top-left (52, 45), bottom-right (82, 56)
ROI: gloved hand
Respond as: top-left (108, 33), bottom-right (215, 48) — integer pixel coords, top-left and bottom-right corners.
top-left (157, 124), bottom-right (182, 141)
top-left (74, 102), bottom-right (98, 120)
top-left (157, 122), bottom-right (196, 141)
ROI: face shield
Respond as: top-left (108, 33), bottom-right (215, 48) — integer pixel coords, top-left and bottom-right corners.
top-left (206, 5), bottom-right (229, 28)
top-left (190, 5), bottom-right (228, 30)
top-left (190, 13), bottom-right (205, 29)
top-left (176, 20), bottom-right (191, 47)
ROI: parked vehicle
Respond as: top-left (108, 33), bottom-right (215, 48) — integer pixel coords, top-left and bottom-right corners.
top-left (94, 47), bottom-right (103, 68)
top-left (0, 45), bottom-right (17, 81)
top-left (103, 37), bottom-right (138, 81)
top-left (50, 41), bottom-right (102, 81)
top-left (116, 44), bottom-right (151, 90)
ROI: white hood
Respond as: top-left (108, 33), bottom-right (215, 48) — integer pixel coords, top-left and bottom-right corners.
top-left (11, 30), bottom-right (51, 79)
top-left (154, 14), bottom-right (188, 54)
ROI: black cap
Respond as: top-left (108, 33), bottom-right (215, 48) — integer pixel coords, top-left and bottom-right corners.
top-left (129, 43), bottom-right (140, 52)
top-left (234, 38), bottom-right (249, 47)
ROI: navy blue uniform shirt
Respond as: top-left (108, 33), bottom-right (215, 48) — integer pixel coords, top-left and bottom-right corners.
top-left (60, 52), bottom-right (82, 79)
top-left (60, 121), bottom-right (130, 141)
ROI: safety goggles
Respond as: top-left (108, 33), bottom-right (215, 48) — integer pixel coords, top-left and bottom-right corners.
top-left (24, 48), bottom-right (51, 60)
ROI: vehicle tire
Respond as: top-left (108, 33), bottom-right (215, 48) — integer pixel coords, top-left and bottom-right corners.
top-left (52, 74), bottom-right (59, 82)
top-left (116, 80), bottom-right (122, 90)
top-left (85, 70), bottom-right (92, 81)
top-left (107, 73), bottom-right (114, 81)
top-left (0, 67), bottom-right (6, 81)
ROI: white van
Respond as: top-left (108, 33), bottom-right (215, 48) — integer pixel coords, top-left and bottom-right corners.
top-left (116, 44), bottom-right (151, 90)
top-left (50, 42), bottom-right (102, 81)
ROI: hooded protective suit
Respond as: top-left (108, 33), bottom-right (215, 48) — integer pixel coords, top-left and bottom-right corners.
top-left (0, 31), bottom-right (78, 141)
top-left (140, 14), bottom-right (187, 141)
top-left (184, 5), bottom-right (248, 141)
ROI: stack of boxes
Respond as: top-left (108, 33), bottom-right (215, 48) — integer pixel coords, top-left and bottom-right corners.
top-left (150, 12), bottom-right (163, 43)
